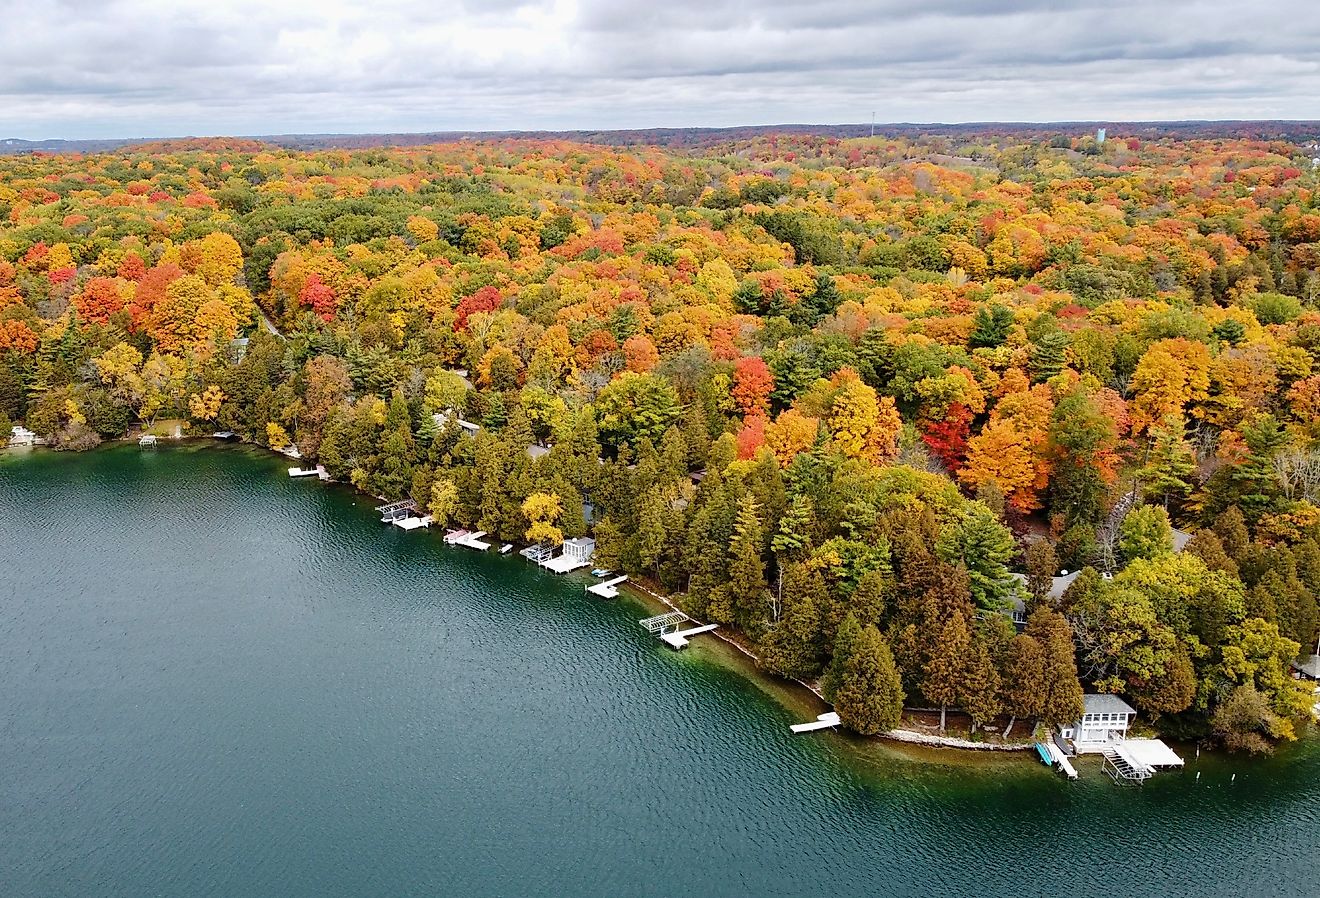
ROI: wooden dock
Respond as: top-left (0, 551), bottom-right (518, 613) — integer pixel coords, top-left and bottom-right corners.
top-left (288, 466), bottom-right (319, 477)
top-left (790, 712), bottom-right (841, 734)
top-left (586, 575), bottom-right (628, 598)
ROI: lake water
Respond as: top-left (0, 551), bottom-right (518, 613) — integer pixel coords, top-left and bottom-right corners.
top-left (2, 444), bottom-right (1318, 897)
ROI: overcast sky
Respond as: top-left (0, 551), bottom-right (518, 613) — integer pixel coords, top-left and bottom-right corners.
top-left (4, 0), bottom-right (1319, 139)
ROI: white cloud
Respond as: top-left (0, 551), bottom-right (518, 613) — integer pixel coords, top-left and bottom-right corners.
top-left (0, 0), bottom-right (1317, 138)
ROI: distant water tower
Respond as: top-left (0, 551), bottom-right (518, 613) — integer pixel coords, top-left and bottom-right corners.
top-left (1096, 127), bottom-right (1107, 145)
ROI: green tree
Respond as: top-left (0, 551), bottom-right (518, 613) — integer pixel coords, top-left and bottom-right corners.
top-left (1140, 416), bottom-right (1195, 507)
top-left (726, 496), bottom-right (769, 636)
top-left (1212, 685), bottom-right (1288, 754)
top-left (829, 619), bottom-right (906, 736)
top-left (759, 562), bottom-right (827, 680)
top-left (961, 634), bottom-right (1002, 735)
top-left (1118, 504), bottom-right (1174, 564)
top-left (1026, 609), bottom-right (1085, 729)
top-left (1000, 633), bottom-right (1046, 737)
top-left (922, 608), bottom-right (972, 733)
top-left (1024, 540), bottom-right (1058, 611)
top-left (936, 502), bottom-right (1017, 612)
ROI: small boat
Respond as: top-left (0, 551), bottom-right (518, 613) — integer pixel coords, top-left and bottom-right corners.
top-left (499, 544), bottom-right (513, 555)
top-left (1034, 742), bottom-right (1054, 767)
top-left (591, 568), bottom-right (612, 578)
top-left (212, 431), bottom-right (237, 440)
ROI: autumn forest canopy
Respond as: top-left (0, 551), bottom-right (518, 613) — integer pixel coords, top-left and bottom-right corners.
top-left (4, 130), bottom-right (1320, 751)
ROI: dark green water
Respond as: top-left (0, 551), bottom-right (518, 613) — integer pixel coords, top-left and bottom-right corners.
top-left (2, 445), bottom-right (1318, 897)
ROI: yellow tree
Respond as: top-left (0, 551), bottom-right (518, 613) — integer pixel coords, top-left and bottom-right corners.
top-left (960, 417), bottom-right (1048, 512)
top-left (266, 422), bottom-right (292, 450)
top-left (764, 408), bottom-right (820, 468)
top-left (93, 342), bottom-right (146, 408)
top-left (182, 232), bottom-right (243, 286)
top-left (188, 385), bottom-right (226, 421)
top-left (140, 353), bottom-right (189, 422)
top-left (827, 370), bottom-right (902, 463)
top-left (522, 492), bottom-right (564, 546)
top-left (1128, 338), bottom-right (1212, 433)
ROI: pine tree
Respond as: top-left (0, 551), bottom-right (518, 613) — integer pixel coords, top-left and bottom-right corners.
top-left (831, 622), bottom-right (906, 736)
top-left (727, 496), bottom-right (769, 636)
top-left (1026, 609), bottom-right (1085, 729)
top-left (961, 634), bottom-right (1002, 734)
top-left (1029, 330), bottom-right (1070, 382)
top-left (1000, 633), bottom-right (1046, 737)
top-left (759, 563), bottom-right (826, 680)
top-left (936, 502), bottom-right (1017, 612)
top-left (922, 608), bottom-right (972, 733)
top-left (1140, 416), bottom-right (1195, 507)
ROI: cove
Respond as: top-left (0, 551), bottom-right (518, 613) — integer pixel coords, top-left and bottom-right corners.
top-left (2, 444), bottom-right (1319, 898)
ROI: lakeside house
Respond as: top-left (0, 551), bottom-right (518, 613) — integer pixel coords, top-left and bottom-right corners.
top-left (9, 425), bottom-right (41, 447)
top-left (1059, 694), bottom-right (1136, 754)
top-left (539, 536), bottom-right (596, 574)
top-left (431, 410), bottom-right (481, 435)
top-left (1293, 654), bottom-right (1320, 680)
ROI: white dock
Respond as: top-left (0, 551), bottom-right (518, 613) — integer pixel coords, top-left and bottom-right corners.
top-left (393, 515), bottom-right (433, 531)
top-left (586, 575), bottom-right (628, 598)
top-left (1046, 741), bottom-right (1079, 779)
top-left (790, 712), bottom-right (842, 734)
top-left (660, 623), bottom-right (719, 650)
top-left (450, 530), bottom-right (492, 551)
top-left (288, 466), bottom-right (319, 477)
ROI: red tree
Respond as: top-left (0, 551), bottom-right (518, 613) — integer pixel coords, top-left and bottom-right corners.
top-left (454, 286), bottom-right (503, 331)
top-left (72, 277), bottom-right (126, 324)
top-left (731, 355), bottom-right (773, 416)
top-left (920, 402), bottom-right (973, 472)
top-left (299, 273), bottom-right (337, 321)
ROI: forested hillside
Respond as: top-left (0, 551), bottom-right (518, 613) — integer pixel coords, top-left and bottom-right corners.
top-left (3, 131), bottom-right (1318, 751)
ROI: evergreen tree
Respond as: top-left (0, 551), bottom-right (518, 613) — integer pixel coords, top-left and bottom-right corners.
top-left (961, 633), bottom-right (1002, 734)
top-left (1029, 330), bottom-right (1069, 382)
top-left (759, 563), bottom-right (827, 680)
top-left (1212, 506), bottom-right (1251, 560)
top-left (1000, 633), bottom-right (1046, 737)
top-left (1026, 609), bottom-right (1085, 729)
top-left (1024, 540), bottom-right (1058, 611)
top-left (726, 496), bottom-right (769, 636)
top-left (936, 502), bottom-right (1017, 612)
top-left (830, 621), bottom-right (906, 736)
top-left (1140, 416), bottom-right (1195, 507)
top-left (922, 608), bottom-right (972, 733)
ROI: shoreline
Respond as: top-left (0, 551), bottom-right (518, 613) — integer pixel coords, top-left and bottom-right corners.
top-left (617, 576), bottom-right (1035, 754)
top-left (1, 436), bottom-right (1164, 765)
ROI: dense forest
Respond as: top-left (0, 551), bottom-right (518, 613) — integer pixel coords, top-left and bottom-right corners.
top-left (3, 130), bottom-right (1319, 753)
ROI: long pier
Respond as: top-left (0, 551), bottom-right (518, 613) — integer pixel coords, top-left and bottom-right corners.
top-left (587, 575), bottom-right (628, 598)
top-left (790, 712), bottom-right (841, 734)
top-left (659, 623), bottom-right (719, 650)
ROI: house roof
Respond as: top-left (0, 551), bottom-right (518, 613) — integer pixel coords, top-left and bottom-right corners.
top-left (1172, 528), bottom-right (1193, 553)
top-left (1042, 570), bottom-right (1082, 599)
top-left (1292, 654), bottom-right (1320, 679)
top-left (1083, 693), bottom-right (1137, 716)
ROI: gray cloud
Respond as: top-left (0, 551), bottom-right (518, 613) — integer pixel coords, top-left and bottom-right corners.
top-left (0, 0), bottom-right (1316, 139)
